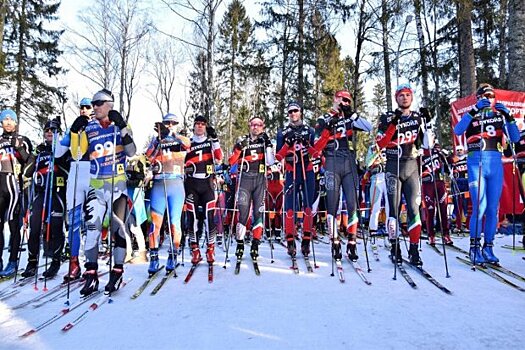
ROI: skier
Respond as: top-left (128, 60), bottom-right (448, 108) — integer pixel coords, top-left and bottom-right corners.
top-left (63, 97), bottom-right (94, 282)
top-left (79, 89), bottom-right (137, 295)
top-left (376, 84), bottom-right (429, 266)
top-left (229, 116), bottom-right (275, 263)
top-left (365, 143), bottom-right (388, 236)
top-left (314, 90), bottom-right (372, 262)
top-left (276, 101), bottom-right (318, 258)
top-left (0, 109), bottom-right (33, 277)
top-left (454, 83), bottom-right (520, 264)
top-left (448, 144), bottom-right (470, 234)
top-left (420, 130), bottom-right (453, 246)
top-left (184, 115), bottom-right (223, 266)
top-left (21, 118), bottom-right (69, 278)
top-left (145, 113), bottom-right (190, 275)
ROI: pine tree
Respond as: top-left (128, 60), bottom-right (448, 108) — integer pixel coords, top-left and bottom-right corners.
top-left (216, 0), bottom-right (253, 149)
top-left (1, 0), bottom-right (65, 128)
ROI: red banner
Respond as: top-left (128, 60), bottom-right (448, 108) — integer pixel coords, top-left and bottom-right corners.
top-left (450, 89), bottom-right (525, 215)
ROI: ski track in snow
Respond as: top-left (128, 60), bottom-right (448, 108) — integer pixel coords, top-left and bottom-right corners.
top-left (1, 234), bottom-right (524, 350)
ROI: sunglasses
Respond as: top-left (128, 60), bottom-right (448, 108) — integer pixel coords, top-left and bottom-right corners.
top-left (288, 109), bottom-right (300, 114)
top-left (80, 105), bottom-right (92, 110)
top-left (44, 128), bottom-right (53, 133)
top-left (250, 123), bottom-right (263, 127)
top-left (92, 100), bottom-right (109, 107)
top-left (163, 121), bottom-right (178, 125)
top-left (341, 97), bottom-right (351, 103)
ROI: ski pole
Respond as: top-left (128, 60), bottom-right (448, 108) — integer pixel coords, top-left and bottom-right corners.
top-left (299, 138), bottom-right (317, 268)
top-left (223, 146), bottom-right (246, 268)
top-left (42, 128), bottom-right (59, 291)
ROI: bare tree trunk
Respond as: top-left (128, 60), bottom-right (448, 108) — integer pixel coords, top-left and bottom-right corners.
top-left (457, 0), bottom-right (476, 97)
top-left (0, 0), bottom-right (7, 75)
top-left (498, 0), bottom-right (508, 88)
top-left (352, 0), bottom-right (366, 109)
top-left (414, 0), bottom-right (430, 106)
top-left (508, 0), bottom-right (525, 92)
top-left (15, 1), bottom-right (27, 126)
top-left (381, 0), bottom-right (392, 111)
top-left (207, 3), bottom-right (216, 124)
top-left (297, 0), bottom-right (305, 104)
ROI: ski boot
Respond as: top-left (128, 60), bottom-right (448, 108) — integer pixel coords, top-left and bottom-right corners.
top-left (206, 244), bottom-right (215, 264)
top-left (346, 242), bottom-right (359, 261)
top-left (0, 261), bottom-right (17, 278)
top-left (148, 249), bottom-right (160, 275)
top-left (235, 240), bottom-right (244, 259)
top-left (80, 269), bottom-right (99, 296)
top-left (250, 239), bottom-right (260, 260)
top-left (408, 243), bottom-right (423, 266)
top-left (166, 250), bottom-right (177, 272)
top-left (469, 238), bottom-right (486, 265)
top-left (482, 242), bottom-right (499, 264)
top-left (428, 234), bottom-right (436, 246)
top-left (347, 234), bottom-right (358, 261)
top-left (216, 234), bottom-right (223, 247)
top-left (390, 239), bottom-right (402, 264)
top-left (286, 239), bottom-right (296, 257)
top-left (21, 259), bottom-right (38, 278)
top-left (64, 256), bottom-right (82, 282)
top-left (105, 266), bottom-right (123, 293)
top-left (443, 234), bottom-right (454, 246)
top-left (190, 242), bottom-right (202, 264)
top-left (332, 240), bottom-right (342, 260)
top-left (301, 238), bottom-right (311, 256)
top-left (43, 259), bottom-right (61, 279)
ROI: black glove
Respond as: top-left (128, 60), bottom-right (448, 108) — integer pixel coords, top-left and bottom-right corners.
top-left (391, 109), bottom-right (403, 125)
top-left (419, 107), bottom-right (432, 124)
top-left (340, 104), bottom-right (353, 118)
top-left (154, 122), bottom-right (170, 139)
top-left (327, 116), bottom-right (339, 128)
top-left (36, 143), bottom-right (47, 154)
top-left (70, 115), bottom-right (89, 133)
top-left (206, 125), bottom-right (218, 139)
top-left (48, 118), bottom-right (61, 131)
top-left (284, 133), bottom-right (296, 147)
top-left (259, 132), bottom-right (269, 142)
top-left (108, 110), bottom-right (127, 129)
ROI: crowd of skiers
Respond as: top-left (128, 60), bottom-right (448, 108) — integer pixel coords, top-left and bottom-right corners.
top-left (0, 82), bottom-right (521, 296)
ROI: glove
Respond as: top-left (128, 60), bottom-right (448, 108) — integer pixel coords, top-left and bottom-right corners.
top-left (260, 132), bottom-right (272, 147)
top-left (391, 110), bottom-right (402, 125)
top-left (284, 133), bottom-right (297, 147)
top-left (235, 136), bottom-right (249, 150)
top-left (70, 115), bottom-right (89, 133)
top-left (108, 110), bottom-right (127, 129)
top-left (206, 125), bottom-right (218, 139)
top-left (340, 104), bottom-right (352, 117)
top-left (327, 116), bottom-right (339, 128)
top-left (154, 122), bottom-right (169, 139)
top-left (419, 107), bottom-right (432, 124)
top-left (36, 143), bottom-right (47, 153)
top-left (495, 102), bottom-right (513, 122)
top-left (470, 98), bottom-right (491, 115)
top-left (10, 136), bottom-right (20, 149)
top-left (48, 118), bottom-right (61, 131)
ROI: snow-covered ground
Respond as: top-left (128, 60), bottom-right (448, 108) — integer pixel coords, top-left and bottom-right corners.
top-left (1, 234), bottom-right (524, 350)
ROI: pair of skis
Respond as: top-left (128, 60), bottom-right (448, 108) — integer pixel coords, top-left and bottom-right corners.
top-left (234, 257), bottom-right (260, 276)
top-left (390, 254), bottom-right (452, 294)
top-left (331, 258), bottom-right (372, 285)
top-left (19, 278), bottom-right (131, 338)
top-left (184, 261), bottom-right (214, 284)
top-left (130, 265), bottom-right (180, 299)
